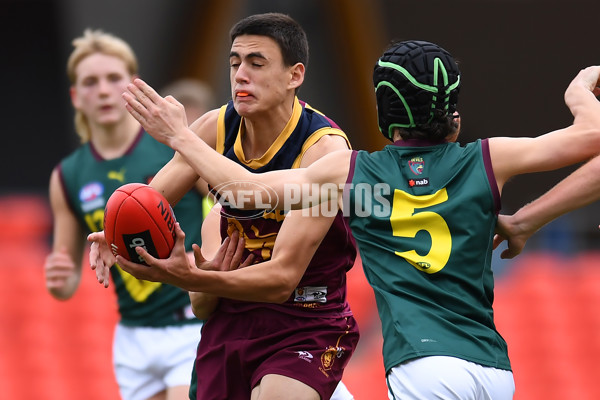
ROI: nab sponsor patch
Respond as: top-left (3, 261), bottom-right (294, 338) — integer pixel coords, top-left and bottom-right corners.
top-left (408, 177), bottom-right (430, 187)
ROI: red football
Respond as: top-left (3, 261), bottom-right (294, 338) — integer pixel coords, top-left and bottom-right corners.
top-left (104, 183), bottom-right (176, 264)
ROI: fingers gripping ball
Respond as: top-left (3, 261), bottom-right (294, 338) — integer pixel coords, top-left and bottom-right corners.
top-left (104, 183), bottom-right (176, 264)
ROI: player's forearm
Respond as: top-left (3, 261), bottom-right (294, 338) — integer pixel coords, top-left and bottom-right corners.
top-left (149, 155), bottom-right (198, 205)
top-left (512, 156), bottom-right (600, 232)
top-left (170, 129), bottom-right (282, 208)
top-left (187, 262), bottom-right (296, 303)
top-left (172, 129), bottom-right (242, 180)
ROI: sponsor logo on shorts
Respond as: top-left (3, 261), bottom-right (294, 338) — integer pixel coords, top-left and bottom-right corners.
top-left (294, 286), bottom-right (327, 303)
top-left (295, 351), bottom-right (313, 363)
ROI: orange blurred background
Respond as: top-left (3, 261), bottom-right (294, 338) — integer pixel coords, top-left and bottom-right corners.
top-left (2, 194), bottom-right (600, 399)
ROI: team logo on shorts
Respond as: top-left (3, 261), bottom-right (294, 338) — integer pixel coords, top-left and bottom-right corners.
top-left (408, 157), bottom-right (425, 175)
top-left (319, 345), bottom-right (345, 377)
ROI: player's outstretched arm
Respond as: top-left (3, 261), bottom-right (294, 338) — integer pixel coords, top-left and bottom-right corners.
top-left (494, 154), bottom-right (600, 258)
top-left (123, 78), bottom-right (351, 210)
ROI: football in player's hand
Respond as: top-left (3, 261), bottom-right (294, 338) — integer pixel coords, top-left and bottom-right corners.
top-left (104, 183), bottom-right (176, 264)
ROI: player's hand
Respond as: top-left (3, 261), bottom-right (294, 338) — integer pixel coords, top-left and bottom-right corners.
top-left (116, 223), bottom-right (253, 291)
top-left (192, 229), bottom-right (254, 272)
top-left (115, 222), bottom-right (194, 288)
top-left (576, 66), bottom-right (600, 95)
top-left (44, 247), bottom-right (76, 293)
top-left (122, 78), bottom-right (189, 148)
top-left (493, 214), bottom-right (529, 259)
top-left (565, 66), bottom-right (600, 108)
top-left (87, 231), bottom-right (114, 288)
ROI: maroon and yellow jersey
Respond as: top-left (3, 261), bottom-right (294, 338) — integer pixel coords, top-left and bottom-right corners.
top-left (214, 97), bottom-right (357, 316)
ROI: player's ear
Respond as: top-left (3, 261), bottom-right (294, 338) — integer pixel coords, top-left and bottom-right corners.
top-left (69, 86), bottom-right (80, 109)
top-left (288, 63), bottom-right (305, 91)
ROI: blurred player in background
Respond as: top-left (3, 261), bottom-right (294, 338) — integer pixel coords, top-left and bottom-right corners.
top-left (160, 78), bottom-right (216, 125)
top-left (91, 13), bottom-right (358, 400)
top-left (44, 29), bottom-right (211, 400)
top-left (118, 41), bottom-right (600, 399)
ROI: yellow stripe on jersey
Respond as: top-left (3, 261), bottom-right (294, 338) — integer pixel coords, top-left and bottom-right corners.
top-left (291, 128), bottom-right (352, 169)
top-left (216, 105), bottom-right (228, 155)
top-left (202, 195), bottom-right (214, 222)
top-left (233, 97), bottom-right (303, 169)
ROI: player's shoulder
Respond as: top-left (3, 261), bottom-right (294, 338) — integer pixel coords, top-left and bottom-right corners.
top-left (301, 134), bottom-right (350, 167)
top-left (190, 108), bottom-right (221, 146)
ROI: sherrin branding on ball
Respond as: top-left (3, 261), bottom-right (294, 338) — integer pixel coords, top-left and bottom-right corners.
top-left (104, 183), bottom-right (176, 264)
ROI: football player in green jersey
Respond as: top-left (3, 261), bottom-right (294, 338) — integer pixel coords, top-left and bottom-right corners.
top-left (44, 29), bottom-right (240, 400)
top-left (118, 40), bottom-right (600, 399)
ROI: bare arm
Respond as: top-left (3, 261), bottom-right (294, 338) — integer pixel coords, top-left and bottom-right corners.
top-left (189, 203), bottom-right (222, 320)
top-left (123, 78), bottom-right (352, 210)
top-left (495, 154), bottom-right (600, 258)
top-left (45, 168), bottom-right (85, 300)
top-left (115, 135), bottom-right (351, 302)
top-left (148, 110), bottom-right (219, 204)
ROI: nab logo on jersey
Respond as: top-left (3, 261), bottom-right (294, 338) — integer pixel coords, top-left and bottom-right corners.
top-left (408, 178), bottom-right (429, 187)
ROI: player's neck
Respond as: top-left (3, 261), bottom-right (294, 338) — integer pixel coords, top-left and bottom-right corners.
top-left (89, 116), bottom-right (141, 160)
top-left (241, 101), bottom-right (294, 159)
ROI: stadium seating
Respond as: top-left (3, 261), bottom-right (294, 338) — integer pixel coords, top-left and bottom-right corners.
top-left (2, 194), bottom-right (600, 400)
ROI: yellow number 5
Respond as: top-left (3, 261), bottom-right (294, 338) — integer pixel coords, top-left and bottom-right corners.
top-left (390, 188), bottom-right (451, 274)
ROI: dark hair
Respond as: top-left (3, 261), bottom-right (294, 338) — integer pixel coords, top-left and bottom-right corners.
top-left (229, 13), bottom-right (309, 68)
top-left (394, 110), bottom-right (459, 141)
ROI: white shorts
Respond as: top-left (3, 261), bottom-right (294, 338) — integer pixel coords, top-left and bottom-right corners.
top-left (331, 380), bottom-right (354, 400)
top-left (113, 322), bottom-right (202, 400)
top-left (387, 356), bottom-right (515, 400)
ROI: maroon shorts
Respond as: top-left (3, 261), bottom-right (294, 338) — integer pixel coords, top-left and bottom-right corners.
top-left (192, 307), bottom-right (359, 400)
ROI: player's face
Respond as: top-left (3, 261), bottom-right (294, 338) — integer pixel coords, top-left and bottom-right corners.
top-left (71, 53), bottom-right (133, 128)
top-left (229, 35), bottom-right (297, 117)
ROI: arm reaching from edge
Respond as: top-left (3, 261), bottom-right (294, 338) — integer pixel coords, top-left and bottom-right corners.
top-left (494, 154), bottom-right (600, 258)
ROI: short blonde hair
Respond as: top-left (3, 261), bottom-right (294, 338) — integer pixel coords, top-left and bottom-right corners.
top-left (67, 29), bottom-right (138, 143)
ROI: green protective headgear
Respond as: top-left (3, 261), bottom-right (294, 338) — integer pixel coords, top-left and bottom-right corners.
top-left (373, 40), bottom-right (461, 140)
